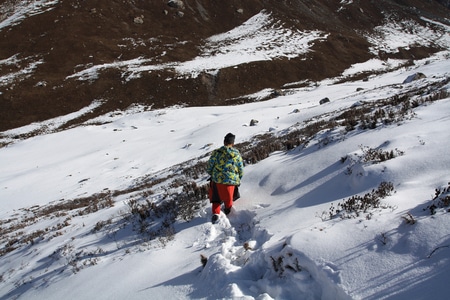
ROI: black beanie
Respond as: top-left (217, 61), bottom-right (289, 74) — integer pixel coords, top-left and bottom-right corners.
top-left (224, 133), bottom-right (235, 145)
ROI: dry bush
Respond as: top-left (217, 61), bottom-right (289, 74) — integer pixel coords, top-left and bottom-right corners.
top-left (330, 181), bottom-right (395, 219)
top-left (270, 251), bottom-right (302, 278)
top-left (341, 145), bottom-right (404, 177)
top-left (0, 191), bottom-right (114, 257)
top-left (177, 182), bottom-right (209, 221)
top-left (359, 145), bottom-right (405, 163)
top-left (402, 213), bottom-right (416, 225)
top-left (34, 191), bottom-right (114, 218)
top-left (424, 182), bottom-right (450, 215)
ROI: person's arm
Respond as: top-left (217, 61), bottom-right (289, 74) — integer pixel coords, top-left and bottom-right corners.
top-left (207, 150), bottom-right (217, 175)
top-left (237, 156), bottom-right (244, 179)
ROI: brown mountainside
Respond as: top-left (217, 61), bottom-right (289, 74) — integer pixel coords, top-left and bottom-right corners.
top-left (0, 0), bottom-right (448, 131)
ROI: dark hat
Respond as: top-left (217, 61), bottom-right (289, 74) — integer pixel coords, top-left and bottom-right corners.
top-left (224, 133), bottom-right (235, 145)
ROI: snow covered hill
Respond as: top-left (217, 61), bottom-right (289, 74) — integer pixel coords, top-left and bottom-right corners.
top-left (1, 51), bottom-right (450, 299)
top-left (1, 1), bottom-right (450, 299)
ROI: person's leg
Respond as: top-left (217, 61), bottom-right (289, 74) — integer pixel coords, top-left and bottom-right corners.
top-left (216, 183), bottom-right (235, 214)
top-left (210, 181), bottom-right (222, 216)
top-left (212, 202), bottom-right (221, 215)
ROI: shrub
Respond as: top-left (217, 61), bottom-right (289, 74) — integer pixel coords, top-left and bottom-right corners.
top-left (424, 182), bottom-right (450, 215)
top-left (330, 181), bottom-right (394, 219)
top-left (270, 243), bottom-right (304, 278)
top-left (402, 213), bottom-right (416, 224)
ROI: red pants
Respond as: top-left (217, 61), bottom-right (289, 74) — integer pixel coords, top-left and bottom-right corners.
top-left (210, 183), bottom-right (235, 215)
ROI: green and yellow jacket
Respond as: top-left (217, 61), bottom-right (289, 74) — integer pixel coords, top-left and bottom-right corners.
top-left (207, 146), bottom-right (244, 185)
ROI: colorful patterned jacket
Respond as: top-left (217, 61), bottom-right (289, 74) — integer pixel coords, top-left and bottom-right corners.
top-left (207, 146), bottom-right (244, 185)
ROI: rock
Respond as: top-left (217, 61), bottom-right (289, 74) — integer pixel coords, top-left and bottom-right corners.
top-left (133, 16), bottom-right (144, 24)
top-left (270, 89), bottom-right (283, 98)
top-left (167, 0), bottom-right (184, 9)
top-left (319, 97), bottom-right (330, 105)
top-left (250, 119), bottom-right (259, 126)
top-left (403, 72), bottom-right (426, 84)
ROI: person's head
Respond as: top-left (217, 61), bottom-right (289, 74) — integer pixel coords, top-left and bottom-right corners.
top-left (224, 133), bottom-right (235, 146)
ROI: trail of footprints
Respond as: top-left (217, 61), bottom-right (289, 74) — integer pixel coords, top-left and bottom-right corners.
top-left (198, 208), bottom-right (270, 269)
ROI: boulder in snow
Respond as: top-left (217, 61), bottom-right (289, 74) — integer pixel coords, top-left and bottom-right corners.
top-left (250, 119), bottom-right (259, 126)
top-left (319, 97), bottom-right (330, 105)
top-left (403, 72), bottom-right (426, 84)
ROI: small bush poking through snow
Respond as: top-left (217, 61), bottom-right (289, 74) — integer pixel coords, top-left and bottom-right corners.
top-left (424, 182), bottom-right (450, 215)
top-left (401, 212), bottom-right (416, 225)
top-left (328, 181), bottom-right (395, 220)
top-left (359, 145), bottom-right (404, 163)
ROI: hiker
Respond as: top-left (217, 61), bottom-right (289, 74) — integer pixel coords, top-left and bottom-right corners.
top-left (207, 133), bottom-right (244, 223)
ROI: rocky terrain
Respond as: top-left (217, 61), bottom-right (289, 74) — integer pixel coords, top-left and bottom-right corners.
top-left (0, 0), bottom-right (449, 131)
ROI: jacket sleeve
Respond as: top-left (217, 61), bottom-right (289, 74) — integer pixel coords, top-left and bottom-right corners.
top-left (236, 154), bottom-right (244, 179)
top-left (207, 150), bottom-right (217, 175)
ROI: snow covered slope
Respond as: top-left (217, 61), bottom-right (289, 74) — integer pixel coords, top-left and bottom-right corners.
top-left (1, 1), bottom-right (450, 299)
top-left (1, 50), bottom-right (450, 299)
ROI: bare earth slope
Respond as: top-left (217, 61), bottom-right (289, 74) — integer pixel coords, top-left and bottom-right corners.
top-left (0, 0), bottom-right (448, 131)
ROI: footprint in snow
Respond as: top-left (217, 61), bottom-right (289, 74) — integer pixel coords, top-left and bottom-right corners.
top-left (199, 208), bottom-right (271, 268)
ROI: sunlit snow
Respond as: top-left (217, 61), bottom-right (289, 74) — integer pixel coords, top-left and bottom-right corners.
top-left (1, 3), bottom-right (450, 300)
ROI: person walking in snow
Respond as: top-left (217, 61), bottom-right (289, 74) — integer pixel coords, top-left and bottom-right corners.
top-left (207, 133), bottom-right (244, 224)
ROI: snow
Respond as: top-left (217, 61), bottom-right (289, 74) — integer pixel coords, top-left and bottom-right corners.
top-left (367, 17), bottom-right (450, 54)
top-left (0, 0), bottom-right (58, 30)
top-left (0, 55), bottom-right (44, 87)
top-left (1, 4), bottom-right (450, 300)
top-left (66, 11), bottom-right (327, 81)
top-left (175, 11), bottom-right (326, 77)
